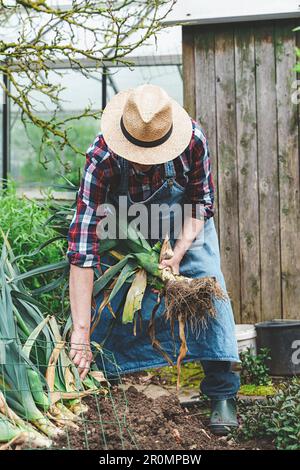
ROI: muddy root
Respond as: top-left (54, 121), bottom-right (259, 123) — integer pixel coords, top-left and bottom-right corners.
top-left (164, 276), bottom-right (226, 327)
top-left (164, 276), bottom-right (227, 388)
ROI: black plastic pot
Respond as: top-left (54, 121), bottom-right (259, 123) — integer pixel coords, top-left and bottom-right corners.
top-left (255, 320), bottom-right (300, 376)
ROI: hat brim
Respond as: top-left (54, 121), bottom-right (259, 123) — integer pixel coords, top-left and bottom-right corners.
top-left (101, 89), bottom-right (193, 165)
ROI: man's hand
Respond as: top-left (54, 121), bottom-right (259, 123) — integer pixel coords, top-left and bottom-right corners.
top-left (159, 218), bottom-right (205, 275)
top-left (159, 255), bottom-right (180, 275)
top-left (69, 328), bottom-right (93, 380)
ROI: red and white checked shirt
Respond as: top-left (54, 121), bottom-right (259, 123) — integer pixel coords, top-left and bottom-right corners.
top-left (67, 119), bottom-right (215, 268)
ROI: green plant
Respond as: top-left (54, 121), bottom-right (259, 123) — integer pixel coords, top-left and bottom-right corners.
top-left (0, 183), bottom-right (65, 266)
top-left (239, 384), bottom-right (276, 397)
top-left (0, 236), bottom-right (107, 447)
top-left (0, 182), bottom-right (67, 313)
top-left (235, 378), bottom-right (300, 450)
top-left (240, 347), bottom-right (271, 386)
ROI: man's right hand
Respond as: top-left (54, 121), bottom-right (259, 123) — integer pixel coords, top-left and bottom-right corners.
top-left (69, 328), bottom-right (93, 380)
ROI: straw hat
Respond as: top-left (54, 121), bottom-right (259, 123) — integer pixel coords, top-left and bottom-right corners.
top-left (101, 84), bottom-right (193, 165)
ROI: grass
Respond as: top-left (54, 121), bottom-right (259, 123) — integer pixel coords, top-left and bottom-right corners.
top-left (150, 362), bottom-right (205, 389)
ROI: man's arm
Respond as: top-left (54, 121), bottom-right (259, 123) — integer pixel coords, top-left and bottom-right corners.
top-left (69, 265), bottom-right (94, 379)
top-left (67, 135), bottom-right (119, 379)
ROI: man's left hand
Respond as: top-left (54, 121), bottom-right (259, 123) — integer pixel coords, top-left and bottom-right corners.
top-left (159, 256), bottom-right (180, 275)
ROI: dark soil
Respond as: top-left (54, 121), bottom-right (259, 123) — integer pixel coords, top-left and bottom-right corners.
top-left (52, 385), bottom-right (274, 450)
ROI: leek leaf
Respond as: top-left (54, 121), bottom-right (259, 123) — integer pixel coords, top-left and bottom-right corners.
top-left (93, 255), bottom-right (133, 297)
top-left (122, 269), bottom-right (147, 324)
top-left (108, 260), bottom-right (137, 304)
top-left (10, 260), bottom-right (69, 282)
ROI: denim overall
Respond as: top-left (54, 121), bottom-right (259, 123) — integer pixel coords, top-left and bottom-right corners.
top-left (91, 157), bottom-right (240, 399)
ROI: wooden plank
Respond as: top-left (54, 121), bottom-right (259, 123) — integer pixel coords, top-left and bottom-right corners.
top-left (182, 27), bottom-right (196, 118)
top-left (234, 26), bottom-right (261, 324)
top-left (215, 28), bottom-right (241, 322)
top-left (275, 21), bottom-right (300, 319)
top-left (194, 29), bottom-right (219, 236)
top-left (255, 24), bottom-right (282, 321)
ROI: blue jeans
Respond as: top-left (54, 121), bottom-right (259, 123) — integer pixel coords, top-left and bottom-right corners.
top-left (200, 361), bottom-right (240, 400)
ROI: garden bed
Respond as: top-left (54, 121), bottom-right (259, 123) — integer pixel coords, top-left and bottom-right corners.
top-left (51, 386), bottom-right (274, 450)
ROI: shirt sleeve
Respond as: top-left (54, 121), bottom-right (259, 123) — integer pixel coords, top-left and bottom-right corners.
top-left (67, 134), bottom-right (118, 268)
top-left (185, 121), bottom-right (215, 221)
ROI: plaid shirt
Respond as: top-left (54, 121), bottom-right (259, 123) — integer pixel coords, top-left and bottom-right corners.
top-left (67, 119), bottom-right (215, 268)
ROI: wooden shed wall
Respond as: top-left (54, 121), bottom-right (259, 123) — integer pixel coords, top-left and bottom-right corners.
top-left (182, 19), bottom-right (300, 323)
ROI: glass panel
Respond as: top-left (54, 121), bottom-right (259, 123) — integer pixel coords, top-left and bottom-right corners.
top-left (106, 64), bottom-right (183, 105)
top-left (10, 68), bottom-right (102, 188)
top-left (9, 62), bottom-right (182, 189)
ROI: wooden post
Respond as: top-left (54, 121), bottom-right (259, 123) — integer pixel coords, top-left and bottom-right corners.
top-left (235, 26), bottom-right (261, 323)
top-left (255, 24), bottom-right (282, 321)
top-left (182, 27), bottom-right (196, 118)
top-left (215, 27), bottom-right (241, 321)
top-left (194, 28), bottom-right (219, 237)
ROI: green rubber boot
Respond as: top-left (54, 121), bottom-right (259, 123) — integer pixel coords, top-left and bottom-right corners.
top-left (209, 398), bottom-right (238, 436)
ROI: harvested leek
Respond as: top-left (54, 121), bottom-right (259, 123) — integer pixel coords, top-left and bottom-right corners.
top-left (0, 235), bottom-right (106, 448)
top-left (92, 224), bottom-right (226, 386)
top-left (14, 193), bottom-right (226, 388)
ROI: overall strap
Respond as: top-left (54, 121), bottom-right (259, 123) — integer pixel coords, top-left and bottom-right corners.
top-left (163, 160), bottom-right (176, 180)
top-left (117, 156), bottom-right (129, 195)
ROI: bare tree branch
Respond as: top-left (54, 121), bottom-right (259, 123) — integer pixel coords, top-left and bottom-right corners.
top-left (0, 0), bottom-right (176, 170)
